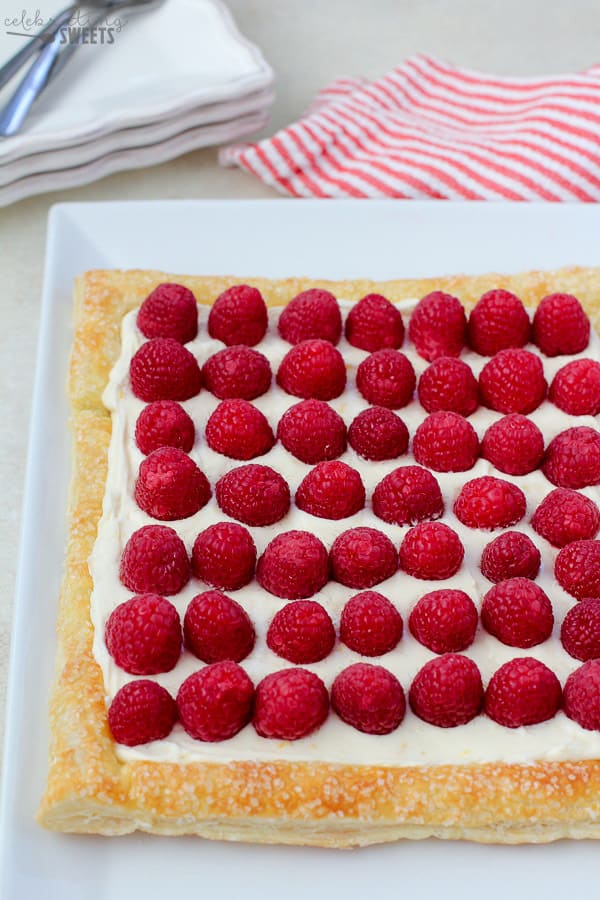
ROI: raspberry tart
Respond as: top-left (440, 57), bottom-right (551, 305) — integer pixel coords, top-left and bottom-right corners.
top-left (39, 268), bottom-right (600, 846)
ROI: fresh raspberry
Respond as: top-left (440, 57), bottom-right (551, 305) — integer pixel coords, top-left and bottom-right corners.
top-left (105, 594), bottom-right (181, 675)
top-left (417, 357), bottom-right (479, 416)
top-left (215, 464), bottom-right (290, 526)
top-left (331, 663), bottom-right (406, 734)
top-left (134, 400), bottom-right (195, 455)
top-left (177, 662), bottom-right (254, 742)
top-left (134, 447), bottom-right (211, 520)
top-left (137, 282), bottom-right (198, 343)
top-left (412, 411), bottom-right (479, 473)
top-left (108, 680), bottom-right (177, 746)
top-left (532, 292), bottom-right (590, 357)
top-left (561, 599), bottom-right (600, 661)
top-left (563, 659), bottom-right (600, 730)
top-left (485, 658), bottom-right (562, 727)
top-left (130, 338), bottom-right (202, 402)
top-left (550, 359), bottom-right (600, 416)
top-left (119, 525), bottom-right (190, 595)
top-left (267, 600), bottom-right (335, 663)
top-left (355, 349), bottom-right (416, 409)
top-left (479, 348), bottom-right (547, 414)
top-left (295, 461), bottom-right (365, 520)
top-left (480, 531), bottom-right (541, 583)
top-left (277, 339), bottom-right (346, 400)
top-left (345, 293), bottom-right (405, 352)
top-left (339, 591), bottom-right (403, 656)
top-left (347, 406), bottom-right (409, 461)
top-left (409, 589), bottom-right (478, 654)
top-left (330, 527), bottom-right (398, 589)
top-left (481, 578), bottom-right (554, 647)
top-left (372, 465), bottom-right (444, 526)
top-left (481, 414), bottom-right (544, 476)
top-left (191, 522), bottom-right (256, 590)
top-left (454, 476), bottom-right (526, 530)
top-left (467, 289), bottom-right (530, 356)
top-left (205, 399), bottom-right (275, 460)
top-left (278, 288), bottom-right (342, 345)
top-left (256, 531), bottom-right (329, 599)
top-left (253, 668), bottom-right (329, 740)
top-left (408, 291), bottom-right (467, 361)
top-left (399, 522), bottom-right (464, 580)
top-left (532, 488), bottom-right (600, 548)
top-left (277, 399), bottom-right (347, 464)
top-left (183, 590), bottom-right (255, 663)
top-left (543, 426), bottom-right (600, 489)
top-left (409, 654), bottom-right (483, 727)
top-left (208, 284), bottom-right (268, 346)
top-left (202, 345), bottom-right (272, 400)
top-left (555, 539), bottom-right (600, 599)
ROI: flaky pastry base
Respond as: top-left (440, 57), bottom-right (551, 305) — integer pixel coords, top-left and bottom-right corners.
top-left (38, 267), bottom-right (600, 846)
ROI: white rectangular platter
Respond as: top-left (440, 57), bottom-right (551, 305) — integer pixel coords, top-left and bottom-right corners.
top-left (3, 199), bottom-right (600, 900)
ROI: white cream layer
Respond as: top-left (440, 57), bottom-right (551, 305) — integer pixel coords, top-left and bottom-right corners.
top-left (89, 299), bottom-right (600, 766)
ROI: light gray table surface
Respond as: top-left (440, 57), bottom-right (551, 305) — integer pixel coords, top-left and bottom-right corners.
top-left (1, 0), bottom-right (600, 782)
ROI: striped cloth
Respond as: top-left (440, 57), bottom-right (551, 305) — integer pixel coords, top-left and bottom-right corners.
top-left (220, 54), bottom-right (600, 200)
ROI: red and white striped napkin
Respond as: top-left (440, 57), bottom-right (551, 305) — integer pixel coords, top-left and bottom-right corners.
top-left (220, 54), bottom-right (600, 200)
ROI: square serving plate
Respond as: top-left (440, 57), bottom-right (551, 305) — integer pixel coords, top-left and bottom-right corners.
top-left (4, 199), bottom-right (600, 900)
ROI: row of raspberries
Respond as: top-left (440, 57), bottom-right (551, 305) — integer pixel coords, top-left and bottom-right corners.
top-left (107, 654), bottom-right (600, 747)
top-left (136, 281), bottom-right (591, 360)
top-left (136, 397), bottom-right (600, 490)
top-left (132, 442), bottom-right (600, 537)
top-left (119, 522), bottom-right (600, 600)
top-left (104, 580), bottom-right (600, 677)
top-left (130, 335), bottom-right (600, 419)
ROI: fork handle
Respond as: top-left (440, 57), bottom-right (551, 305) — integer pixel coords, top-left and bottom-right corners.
top-left (0, 5), bottom-right (75, 91)
top-left (0, 24), bottom-right (71, 137)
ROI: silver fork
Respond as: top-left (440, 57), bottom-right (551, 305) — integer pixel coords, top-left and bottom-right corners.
top-left (0, 0), bottom-right (161, 137)
top-left (0, 5), bottom-right (78, 91)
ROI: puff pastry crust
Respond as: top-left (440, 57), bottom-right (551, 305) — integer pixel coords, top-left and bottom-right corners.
top-left (38, 267), bottom-right (600, 846)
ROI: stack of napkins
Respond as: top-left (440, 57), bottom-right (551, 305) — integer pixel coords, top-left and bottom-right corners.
top-left (0, 0), bottom-right (273, 205)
